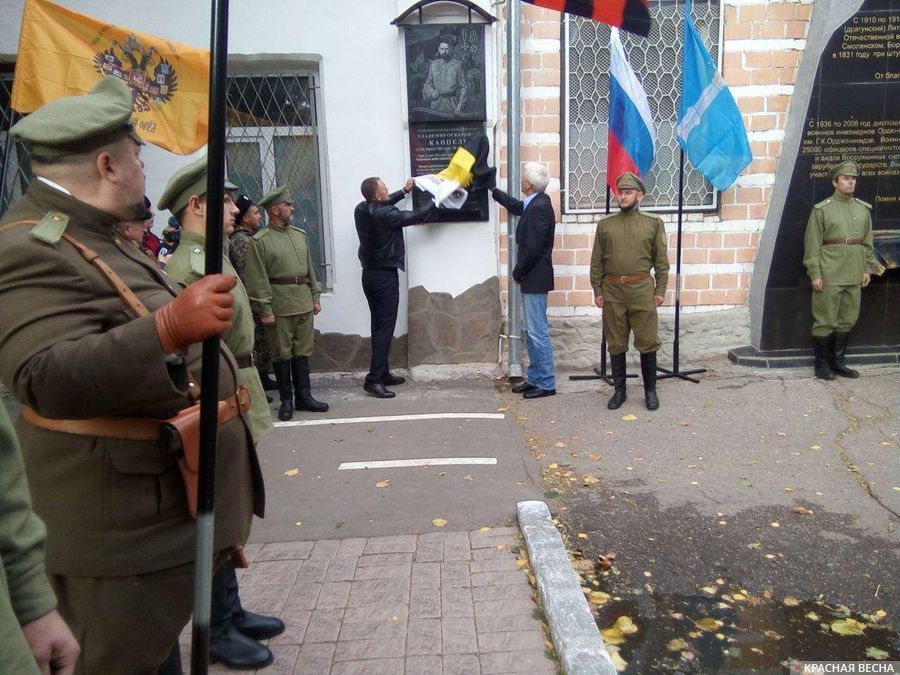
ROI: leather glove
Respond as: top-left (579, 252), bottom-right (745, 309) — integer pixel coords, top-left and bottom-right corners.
top-left (155, 274), bottom-right (237, 354)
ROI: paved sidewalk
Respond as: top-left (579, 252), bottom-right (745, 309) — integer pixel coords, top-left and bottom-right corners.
top-left (180, 528), bottom-right (557, 674)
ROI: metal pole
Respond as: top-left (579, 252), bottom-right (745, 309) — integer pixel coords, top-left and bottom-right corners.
top-left (673, 148), bottom-right (684, 372)
top-left (506, 0), bottom-right (523, 378)
top-left (191, 0), bottom-right (229, 672)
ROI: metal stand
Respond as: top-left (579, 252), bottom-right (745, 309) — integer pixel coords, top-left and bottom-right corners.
top-left (657, 149), bottom-right (706, 383)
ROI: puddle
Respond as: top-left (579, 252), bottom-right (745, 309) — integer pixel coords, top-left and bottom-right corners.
top-left (595, 591), bottom-right (899, 673)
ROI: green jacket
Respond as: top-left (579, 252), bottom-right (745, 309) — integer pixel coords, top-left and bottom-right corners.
top-left (0, 403), bottom-right (54, 675)
top-left (244, 225), bottom-right (321, 317)
top-left (590, 208), bottom-right (669, 300)
top-left (165, 230), bottom-right (274, 444)
top-left (803, 191), bottom-right (877, 285)
top-left (0, 181), bottom-right (263, 577)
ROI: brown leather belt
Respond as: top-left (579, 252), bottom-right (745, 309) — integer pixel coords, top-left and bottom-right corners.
top-left (234, 354), bottom-right (255, 369)
top-left (270, 276), bottom-right (310, 285)
top-left (21, 388), bottom-right (252, 441)
top-left (604, 272), bottom-right (651, 284)
top-left (823, 238), bottom-right (863, 245)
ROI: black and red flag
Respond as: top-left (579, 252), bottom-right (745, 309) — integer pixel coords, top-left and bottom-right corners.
top-left (522, 0), bottom-right (651, 37)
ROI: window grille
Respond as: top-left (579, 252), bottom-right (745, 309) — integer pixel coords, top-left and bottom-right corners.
top-left (225, 71), bottom-right (331, 287)
top-left (564, 0), bottom-right (722, 213)
top-left (0, 70), bottom-right (33, 216)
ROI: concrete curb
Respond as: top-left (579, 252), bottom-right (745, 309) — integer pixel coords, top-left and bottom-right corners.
top-left (518, 500), bottom-right (616, 675)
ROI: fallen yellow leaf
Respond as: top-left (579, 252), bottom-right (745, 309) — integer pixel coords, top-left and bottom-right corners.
top-left (696, 618), bottom-right (723, 632)
top-left (805, 612), bottom-right (820, 621)
top-left (375, 480), bottom-right (390, 488)
top-left (667, 638), bottom-right (689, 652)
top-left (608, 645), bottom-right (628, 672)
top-left (294, 521), bottom-right (302, 526)
top-left (615, 616), bottom-right (638, 635)
top-left (831, 618), bottom-right (865, 636)
top-left (600, 626), bottom-right (625, 645)
top-left (763, 630), bottom-right (783, 639)
top-left (770, 522), bottom-right (780, 528)
top-left (792, 506), bottom-right (814, 516)
top-left (548, 463), bottom-right (559, 469)
top-left (577, 533), bottom-right (588, 539)
top-left (588, 454), bottom-right (602, 461)
top-left (283, 468), bottom-right (300, 477)
top-left (622, 414), bottom-right (638, 421)
top-left (588, 590), bottom-right (610, 604)
top-left (479, 526), bottom-right (491, 532)
top-left (464, 474), bottom-right (473, 481)
top-left (516, 559), bottom-right (528, 569)
top-left (732, 593), bottom-right (747, 601)
top-left (701, 586), bottom-right (717, 594)
top-left (783, 597), bottom-right (800, 606)
top-left (583, 475), bottom-right (601, 486)
top-left (431, 518), bottom-right (448, 528)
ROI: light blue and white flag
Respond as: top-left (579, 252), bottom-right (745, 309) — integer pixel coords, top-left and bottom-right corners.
top-left (677, 0), bottom-right (751, 191)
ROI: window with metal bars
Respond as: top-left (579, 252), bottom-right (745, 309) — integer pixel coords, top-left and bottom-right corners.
top-left (225, 69), bottom-right (331, 288)
top-left (563, 0), bottom-right (722, 214)
top-left (0, 68), bottom-right (33, 217)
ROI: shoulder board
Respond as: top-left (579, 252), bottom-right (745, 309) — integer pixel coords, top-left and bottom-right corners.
top-left (855, 198), bottom-right (872, 209)
top-left (598, 213), bottom-right (617, 222)
top-left (252, 228), bottom-right (270, 240)
top-left (189, 245), bottom-right (205, 276)
top-left (30, 212), bottom-right (69, 245)
top-left (813, 198), bottom-right (831, 209)
top-left (290, 226), bottom-right (308, 237)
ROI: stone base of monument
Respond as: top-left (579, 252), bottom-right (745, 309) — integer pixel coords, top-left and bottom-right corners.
top-left (727, 344), bottom-right (900, 369)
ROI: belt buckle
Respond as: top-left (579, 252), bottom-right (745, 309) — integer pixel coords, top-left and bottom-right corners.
top-left (618, 275), bottom-right (627, 283)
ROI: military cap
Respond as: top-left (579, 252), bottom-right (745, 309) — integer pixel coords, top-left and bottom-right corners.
top-left (11, 76), bottom-right (143, 157)
top-left (234, 194), bottom-right (254, 223)
top-left (158, 155), bottom-right (238, 216)
top-left (616, 172), bottom-right (646, 193)
top-left (828, 160), bottom-right (860, 180)
top-left (257, 185), bottom-right (294, 210)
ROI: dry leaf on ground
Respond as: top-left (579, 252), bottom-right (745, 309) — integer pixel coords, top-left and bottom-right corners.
top-left (431, 518), bottom-right (448, 528)
top-left (283, 468), bottom-right (299, 477)
top-left (375, 480), bottom-right (390, 488)
top-left (792, 506), bottom-right (814, 516)
top-left (667, 638), bottom-right (689, 652)
top-left (622, 414), bottom-right (638, 421)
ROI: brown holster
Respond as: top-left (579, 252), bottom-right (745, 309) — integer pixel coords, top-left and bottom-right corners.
top-left (17, 225), bottom-right (251, 521)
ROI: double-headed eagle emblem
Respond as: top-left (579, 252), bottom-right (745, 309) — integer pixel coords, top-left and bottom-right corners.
top-left (93, 33), bottom-right (178, 112)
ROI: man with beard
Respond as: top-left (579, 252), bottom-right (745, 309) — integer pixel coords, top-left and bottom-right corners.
top-left (422, 40), bottom-right (468, 115)
top-left (0, 77), bottom-right (262, 673)
top-left (161, 158), bottom-right (282, 670)
top-left (590, 172), bottom-right (669, 411)
top-left (244, 186), bottom-right (328, 420)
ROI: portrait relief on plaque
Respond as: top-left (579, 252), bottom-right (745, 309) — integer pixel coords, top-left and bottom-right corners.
top-left (405, 23), bottom-right (487, 123)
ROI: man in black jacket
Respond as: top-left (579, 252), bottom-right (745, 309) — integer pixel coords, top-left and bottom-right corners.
top-left (355, 177), bottom-right (435, 398)
top-left (491, 162), bottom-right (557, 399)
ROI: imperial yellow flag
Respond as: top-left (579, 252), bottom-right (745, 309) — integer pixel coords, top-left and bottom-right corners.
top-left (11, 0), bottom-right (210, 154)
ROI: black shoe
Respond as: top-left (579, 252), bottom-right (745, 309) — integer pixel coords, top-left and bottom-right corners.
top-left (383, 372), bottom-right (406, 386)
top-left (209, 627), bottom-right (273, 670)
top-left (511, 381), bottom-right (536, 394)
top-left (233, 611), bottom-right (286, 641)
top-left (608, 353), bottom-right (627, 410)
top-left (640, 352), bottom-right (660, 411)
top-left (364, 382), bottom-right (396, 399)
top-left (813, 335), bottom-right (836, 380)
top-left (523, 387), bottom-right (556, 399)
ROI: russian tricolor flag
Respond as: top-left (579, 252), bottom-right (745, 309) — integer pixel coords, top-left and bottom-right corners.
top-left (607, 28), bottom-right (656, 194)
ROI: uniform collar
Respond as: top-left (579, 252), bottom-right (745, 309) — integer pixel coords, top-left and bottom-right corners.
top-left (180, 228), bottom-right (230, 255)
top-left (831, 190), bottom-right (852, 203)
top-left (27, 179), bottom-right (119, 234)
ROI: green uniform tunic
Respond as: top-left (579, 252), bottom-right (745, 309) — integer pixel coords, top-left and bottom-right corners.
top-left (0, 403), bottom-right (55, 675)
top-left (0, 181), bottom-right (264, 673)
top-left (244, 224), bottom-right (322, 359)
top-left (803, 191), bottom-right (877, 337)
top-left (589, 208), bottom-right (669, 355)
top-left (165, 230), bottom-right (274, 444)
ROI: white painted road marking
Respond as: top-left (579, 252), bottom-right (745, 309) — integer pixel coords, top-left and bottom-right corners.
top-left (339, 457), bottom-right (498, 470)
top-left (274, 412), bottom-right (505, 428)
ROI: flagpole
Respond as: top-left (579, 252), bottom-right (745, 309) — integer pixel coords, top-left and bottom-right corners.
top-left (506, 0), bottom-right (523, 379)
top-left (656, 148), bottom-right (705, 382)
top-left (191, 0), bottom-right (229, 672)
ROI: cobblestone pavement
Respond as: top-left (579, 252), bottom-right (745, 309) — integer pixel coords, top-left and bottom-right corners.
top-left (179, 528), bottom-right (557, 674)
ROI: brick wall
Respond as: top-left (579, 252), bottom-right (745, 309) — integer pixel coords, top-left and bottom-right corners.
top-left (495, 0), bottom-right (813, 325)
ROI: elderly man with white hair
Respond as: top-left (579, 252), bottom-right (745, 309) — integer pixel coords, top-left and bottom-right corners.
top-left (490, 162), bottom-right (558, 398)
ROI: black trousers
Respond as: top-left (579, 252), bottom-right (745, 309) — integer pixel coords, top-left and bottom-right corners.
top-left (362, 267), bottom-right (399, 386)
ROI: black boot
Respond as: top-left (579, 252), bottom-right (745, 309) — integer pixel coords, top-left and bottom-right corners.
top-left (218, 561), bottom-right (285, 641)
top-left (273, 360), bottom-right (294, 420)
top-left (209, 563), bottom-right (274, 670)
top-left (829, 332), bottom-right (859, 378)
top-left (640, 351), bottom-right (659, 410)
top-left (607, 353), bottom-right (627, 410)
top-left (257, 367), bottom-right (278, 391)
top-left (292, 356), bottom-right (329, 413)
top-left (813, 336), bottom-right (835, 380)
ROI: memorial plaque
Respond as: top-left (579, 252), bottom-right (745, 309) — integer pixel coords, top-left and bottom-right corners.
top-left (409, 121), bottom-right (489, 223)
top-left (405, 24), bottom-right (486, 123)
top-left (760, 0), bottom-right (900, 351)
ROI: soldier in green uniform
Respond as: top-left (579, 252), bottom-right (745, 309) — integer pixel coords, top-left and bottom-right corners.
top-left (590, 172), bottom-right (669, 411)
top-left (160, 157), bottom-right (282, 669)
top-left (244, 186), bottom-right (328, 420)
top-left (1, 403), bottom-right (80, 674)
top-left (0, 77), bottom-right (264, 673)
top-left (803, 160), bottom-right (877, 380)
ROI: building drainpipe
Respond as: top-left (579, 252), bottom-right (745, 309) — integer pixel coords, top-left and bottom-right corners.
top-left (506, 0), bottom-right (523, 378)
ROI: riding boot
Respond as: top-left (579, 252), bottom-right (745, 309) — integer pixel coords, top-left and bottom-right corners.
top-left (607, 353), bottom-right (627, 410)
top-left (257, 367), bottom-right (278, 391)
top-left (640, 351), bottom-right (659, 410)
top-left (273, 360), bottom-right (294, 420)
top-left (829, 332), bottom-right (859, 378)
top-left (292, 356), bottom-right (329, 413)
top-left (813, 336), bottom-right (836, 380)
top-left (208, 562), bottom-right (273, 670)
